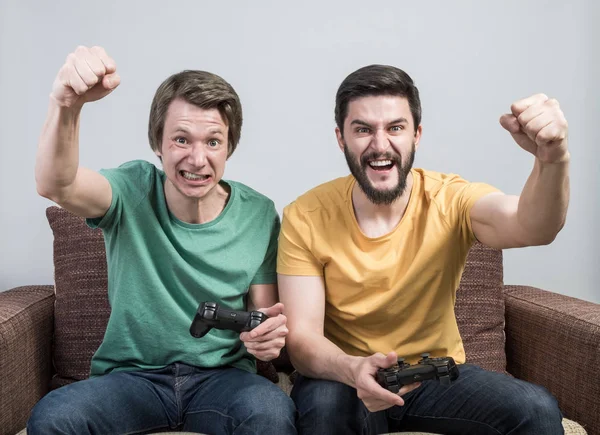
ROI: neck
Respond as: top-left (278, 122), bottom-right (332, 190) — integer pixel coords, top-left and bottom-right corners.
top-left (164, 180), bottom-right (230, 224)
top-left (352, 171), bottom-right (414, 238)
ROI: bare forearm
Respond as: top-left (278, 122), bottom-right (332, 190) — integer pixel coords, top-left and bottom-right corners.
top-left (517, 155), bottom-right (570, 244)
top-left (287, 332), bottom-right (361, 387)
top-left (35, 100), bottom-right (82, 198)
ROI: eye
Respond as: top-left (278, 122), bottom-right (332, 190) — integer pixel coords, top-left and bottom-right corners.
top-left (175, 137), bottom-right (187, 145)
top-left (390, 125), bottom-right (404, 132)
top-left (356, 127), bottom-right (370, 134)
top-left (208, 139), bottom-right (220, 147)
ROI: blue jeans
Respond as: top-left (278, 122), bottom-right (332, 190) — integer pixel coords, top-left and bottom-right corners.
top-left (292, 364), bottom-right (563, 435)
top-left (27, 363), bottom-right (297, 435)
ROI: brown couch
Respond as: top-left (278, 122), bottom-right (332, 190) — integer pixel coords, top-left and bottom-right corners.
top-left (1, 206), bottom-right (598, 435)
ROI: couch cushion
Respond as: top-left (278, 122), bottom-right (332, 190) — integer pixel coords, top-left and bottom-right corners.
top-left (454, 241), bottom-right (506, 373)
top-left (46, 206), bottom-right (279, 387)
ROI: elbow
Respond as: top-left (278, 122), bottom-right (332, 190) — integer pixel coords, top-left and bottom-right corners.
top-left (284, 333), bottom-right (310, 374)
top-left (284, 333), bottom-right (302, 359)
top-left (36, 182), bottom-right (53, 200)
top-left (514, 217), bottom-right (566, 247)
top-left (537, 234), bottom-right (557, 246)
top-left (35, 170), bottom-right (54, 199)
top-left (537, 221), bottom-right (566, 246)
top-left (522, 230), bottom-right (560, 247)
top-left (35, 180), bottom-right (68, 204)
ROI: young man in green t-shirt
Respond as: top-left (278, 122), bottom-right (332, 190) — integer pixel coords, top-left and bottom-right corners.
top-left (28, 45), bottom-right (296, 435)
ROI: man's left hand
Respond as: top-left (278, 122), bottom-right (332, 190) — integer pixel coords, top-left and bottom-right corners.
top-left (240, 302), bottom-right (288, 362)
top-left (499, 93), bottom-right (569, 164)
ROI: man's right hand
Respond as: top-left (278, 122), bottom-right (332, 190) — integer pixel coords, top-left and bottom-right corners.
top-left (352, 351), bottom-right (421, 412)
top-left (51, 46), bottom-right (120, 108)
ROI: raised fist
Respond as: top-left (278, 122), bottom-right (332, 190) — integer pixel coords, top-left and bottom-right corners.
top-left (499, 94), bottom-right (569, 164)
top-left (50, 46), bottom-right (120, 108)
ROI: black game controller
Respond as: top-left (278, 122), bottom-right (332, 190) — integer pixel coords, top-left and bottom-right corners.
top-left (189, 302), bottom-right (269, 338)
top-left (376, 353), bottom-right (460, 393)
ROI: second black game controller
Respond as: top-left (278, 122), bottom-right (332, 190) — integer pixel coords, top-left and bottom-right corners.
top-left (190, 302), bottom-right (269, 338)
top-left (376, 353), bottom-right (460, 393)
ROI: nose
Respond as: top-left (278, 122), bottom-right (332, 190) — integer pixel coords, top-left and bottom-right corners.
top-left (371, 129), bottom-right (390, 153)
top-left (188, 144), bottom-right (207, 167)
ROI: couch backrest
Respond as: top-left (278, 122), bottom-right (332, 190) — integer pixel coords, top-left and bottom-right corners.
top-left (455, 242), bottom-right (505, 372)
top-left (46, 206), bottom-right (506, 387)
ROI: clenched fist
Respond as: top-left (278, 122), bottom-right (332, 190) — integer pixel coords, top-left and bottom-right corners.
top-left (50, 46), bottom-right (120, 108)
top-left (499, 94), bottom-right (569, 164)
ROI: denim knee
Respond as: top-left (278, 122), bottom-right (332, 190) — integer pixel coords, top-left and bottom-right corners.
top-left (292, 375), bottom-right (368, 433)
top-left (236, 384), bottom-right (297, 434)
top-left (292, 375), bottom-right (358, 414)
top-left (507, 383), bottom-right (563, 433)
top-left (27, 390), bottom-right (88, 434)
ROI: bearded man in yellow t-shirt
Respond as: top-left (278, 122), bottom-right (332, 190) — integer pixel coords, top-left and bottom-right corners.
top-left (277, 65), bottom-right (569, 435)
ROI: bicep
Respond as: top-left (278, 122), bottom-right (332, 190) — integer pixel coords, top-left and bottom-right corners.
top-left (248, 283), bottom-right (278, 310)
top-left (53, 167), bottom-right (112, 218)
top-left (470, 192), bottom-right (527, 249)
top-left (277, 274), bottom-right (325, 336)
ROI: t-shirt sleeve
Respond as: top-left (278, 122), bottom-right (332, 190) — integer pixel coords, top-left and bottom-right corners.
top-left (456, 181), bottom-right (502, 242)
top-left (277, 202), bottom-right (324, 276)
top-left (250, 202), bottom-right (280, 286)
top-left (439, 175), bottom-right (501, 243)
top-left (86, 160), bottom-right (151, 230)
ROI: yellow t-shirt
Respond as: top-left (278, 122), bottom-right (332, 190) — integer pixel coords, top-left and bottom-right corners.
top-left (277, 168), bottom-right (500, 364)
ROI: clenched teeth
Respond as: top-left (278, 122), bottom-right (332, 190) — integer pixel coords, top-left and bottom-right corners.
top-left (181, 171), bottom-right (208, 180)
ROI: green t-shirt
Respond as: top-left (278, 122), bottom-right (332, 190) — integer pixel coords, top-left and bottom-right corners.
top-left (86, 160), bottom-right (280, 377)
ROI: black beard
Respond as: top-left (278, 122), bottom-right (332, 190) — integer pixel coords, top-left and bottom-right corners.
top-left (343, 141), bottom-right (415, 205)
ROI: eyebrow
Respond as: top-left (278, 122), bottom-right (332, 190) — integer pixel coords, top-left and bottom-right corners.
top-left (350, 119), bottom-right (373, 128)
top-left (350, 118), bottom-right (408, 128)
top-left (173, 127), bottom-right (191, 135)
top-left (206, 128), bottom-right (226, 137)
top-left (387, 117), bottom-right (409, 126)
top-left (171, 127), bottom-right (225, 137)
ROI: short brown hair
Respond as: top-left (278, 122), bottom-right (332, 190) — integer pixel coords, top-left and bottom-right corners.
top-left (148, 70), bottom-right (243, 157)
top-left (335, 65), bottom-right (421, 136)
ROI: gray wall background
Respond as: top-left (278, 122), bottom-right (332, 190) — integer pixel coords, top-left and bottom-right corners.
top-left (1, 0), bottom-right (598, 303)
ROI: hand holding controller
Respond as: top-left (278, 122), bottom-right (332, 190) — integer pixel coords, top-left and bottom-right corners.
top-left (189, 302), bottom-right (269, 338)
top-left (376, 353), bottom-right (460, 393)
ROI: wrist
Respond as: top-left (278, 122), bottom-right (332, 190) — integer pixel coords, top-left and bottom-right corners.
top-left (48, 94), bottom-right (84, 115)
top-left (536, 150), bottom-right (571, 166)
top-left (339, 354), bottom-right (363, 388)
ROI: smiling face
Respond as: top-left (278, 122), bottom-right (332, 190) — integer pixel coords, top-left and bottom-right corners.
top-left (336, 95), bottom-right (421, 205)
top-left (155, 98), bottom-right (229, 206)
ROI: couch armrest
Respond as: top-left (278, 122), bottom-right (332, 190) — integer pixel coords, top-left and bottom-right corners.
top-left (0, 285), bottom-right (55, 435)
top-left (504, 285), bottom-right (600, 435)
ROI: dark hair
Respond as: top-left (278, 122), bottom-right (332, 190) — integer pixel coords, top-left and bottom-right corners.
top-left (335, 65), bottom-right (421, 136)
top-left (148, 70), bottom-right (242, 157)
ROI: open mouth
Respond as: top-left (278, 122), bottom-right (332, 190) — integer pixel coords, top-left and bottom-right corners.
top-left (180, 170), bottom-right (210, 182)
top-left (366, 159), bottom-right (396, 172)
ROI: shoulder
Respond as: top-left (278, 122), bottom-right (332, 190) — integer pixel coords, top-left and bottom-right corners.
top-left (413, 168), bottom-right (475, 203)
top-left (280, 176), bottom-right (352, 234)
top-left (100, 160), bottom-right (160, 199)
top-left (286, 176), bottom-right (351, 214)
top-left (103, 159), bottom-right (160, 183)
top-left (227, 180), bottom-right (277, 215)
top-left (414, 168), bottom-right (469, 194)
top-left (413, 168), bottom-right (500, 211)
